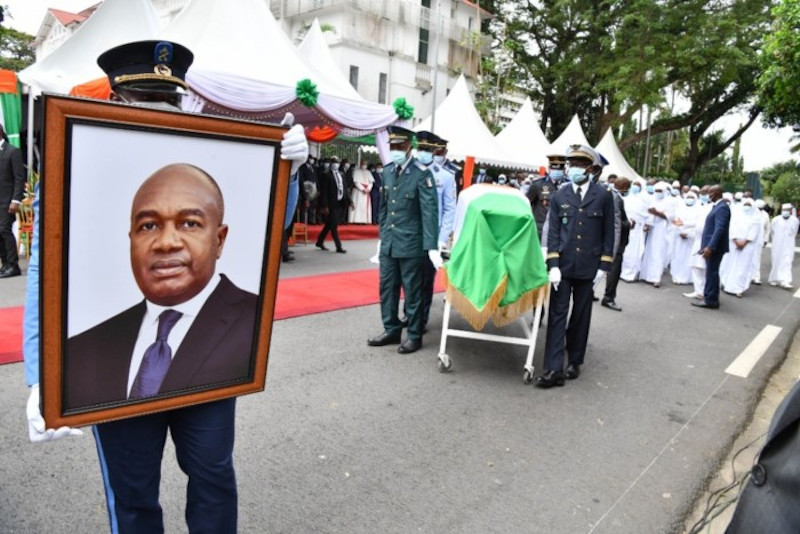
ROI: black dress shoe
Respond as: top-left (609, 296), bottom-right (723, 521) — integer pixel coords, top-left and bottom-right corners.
top-left (692, 301), bottom-right (719, 309)
top-left (592, 294), bottom-right (600, 302)
top-left (367, 331), bottom-right (402, 346)
top-left (335, 248), bottom-right (347, 254)
top-left (564, 363), bottom-right (581, 380)
top-left (282, 254), bottom-right (295, 262)
top-left (535, 370), bottom-right (565, 388)
top-left (601, 299), bottom-right (622, 311)
top-left (397, 338), bottom-right (422, 354)
top-left (0, 264), bottom-right (21, 278)
top-left (315, 242), bottom-right (328, 251)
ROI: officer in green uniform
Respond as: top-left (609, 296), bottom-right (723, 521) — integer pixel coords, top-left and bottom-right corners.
top-left (367, 126), bottom-right (440, 354)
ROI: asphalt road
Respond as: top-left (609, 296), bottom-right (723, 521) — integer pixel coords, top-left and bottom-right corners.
top-left (1, 237), bottom-right (798, 533)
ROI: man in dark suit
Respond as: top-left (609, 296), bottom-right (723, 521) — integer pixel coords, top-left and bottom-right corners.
top-left (692, 184), bottom-right (730, 309)
top-left (367, 126), bottom-right (440, 354)
top-left (602, 177), bottom-right (632, 311)
top-left (0, 124), bottom-right (26, 278)
top-left (527, 153), bottom-right (564, 240)
top-left (315, 155), bottom-right (349, 253)
top-left (536, 145), bottom-right (615, 388)
top-left (725, 378), bottom-right (800, 532)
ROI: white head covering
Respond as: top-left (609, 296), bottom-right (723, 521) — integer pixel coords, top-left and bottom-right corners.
top-left (685, 191), bottom-right (698, 199)
top-left (722, 192), bottom-right (734, 202)
top-left (782, 203), bottom-right (793, 210)
top-left (755, 199), bottom-right (766, 209)
top-left (734, 192), bottom-right (744, 201)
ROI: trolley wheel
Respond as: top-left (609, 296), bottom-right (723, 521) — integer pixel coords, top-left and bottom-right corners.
top-left (438, 353), bottom-right (452, 373)
top-left (523, 369), bottom-right (533, 384)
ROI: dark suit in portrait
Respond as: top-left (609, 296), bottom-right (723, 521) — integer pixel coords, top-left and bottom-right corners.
top-left (700, 200), bottom-right (731, 307)
top-left (0, 139), bottom-right (26, 274)
top-left (64, 274), bottom-right (257, 410)
top-left (726, 378), bottom-right (800, 533)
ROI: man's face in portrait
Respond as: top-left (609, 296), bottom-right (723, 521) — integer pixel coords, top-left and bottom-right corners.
top-left (129, 164), bottom-right (228, 306)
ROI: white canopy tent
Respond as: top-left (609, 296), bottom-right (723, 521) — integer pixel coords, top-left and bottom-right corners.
top-left (549, 114), bottom-right (591, 155)
top-left (163, 0), bottom-right (398, 139)
top-left (494, 98), bottom-right (550, 170)
top-left (415, 76), bottom-right (533, 169)
top-left (595, 128), bottom-right (645, 182)
top-left (297, 19), bottom-right (363, 102)
top-left (17, 0), bottom-right (160, 94)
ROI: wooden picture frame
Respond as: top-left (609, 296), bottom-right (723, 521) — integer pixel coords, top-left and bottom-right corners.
top-left (40, 95), bottom-right (290, 428)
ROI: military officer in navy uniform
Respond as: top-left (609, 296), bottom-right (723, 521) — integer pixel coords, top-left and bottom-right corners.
top-left (367, 126), bottom-right (440, 354)
top-left (536, 145), bottom-right (615, 388)
top-left (416, 131), bottom-right (457, 327)
top-left (527, 153), bottom-right (565, 240)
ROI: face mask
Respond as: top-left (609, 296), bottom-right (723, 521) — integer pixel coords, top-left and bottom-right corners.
top-left (631, 184), bottom-right (641, 194)
top-left (743, 205), bottom-right (753, 212)
top-left (390, 150), bottom-right (407, 166)
top-left (343, 163), bottom-right (350, 171)
top-left (685, 199), bottom-right (696, 206)
top-left (567, 166), bottom-right (587, 184)
top-left (550, 169), bottom-right (564, 180)
top-left (479, 169), bottom-right (486, 175)
top-left (323, 163), bottom-right (330, 170)
top-left (700, 194), bottom-right (710, 204)
top-left (433, 155), bottom-right (445, 165)
top-left (417, 151), bottom-right (433, 165)
top-left (671, 189), bottom-right (679, 197)
top-left (655, 192), bottom-right (665, 200)
top-left (331, 163), bottom-right (340, 171)
top-left (620, 190), bottom-right (629, 197)
top-left (376, 167), bottom-right (383, 173)
top-left (646, 185), bottom-right (655, 194)
top-left (782, 211), bottom-right (791, 218)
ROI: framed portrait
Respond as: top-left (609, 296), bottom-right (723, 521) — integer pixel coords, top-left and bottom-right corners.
top-left (39, 95), bottom-right (291, 428)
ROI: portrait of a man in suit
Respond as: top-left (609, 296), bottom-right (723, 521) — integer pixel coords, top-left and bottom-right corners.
top-left (64, 163), bottom-right (258, 411)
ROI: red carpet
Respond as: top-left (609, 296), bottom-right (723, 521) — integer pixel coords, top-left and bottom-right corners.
top-left (0, 306), bottom-right (23, 365)
top-left (303, 224), bottom-right (379, 242)
top-left (0, 268), bottom-right (444, 365)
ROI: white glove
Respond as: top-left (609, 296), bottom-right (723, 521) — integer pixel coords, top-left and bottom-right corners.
top-left (428, 249), bottom-right (444, 270)
top-left (549, 267), bottom-right (562, 292)
top-left (592, 269), bottom-right (606, 288)
top-left (280, 122), bottom-right (309, 177)
top-left (26, 384), bottom-right (83, 443)
top-left (438, 241), bottom-right (447, 253)
top-left (369, 240), bottom-right (381, 264)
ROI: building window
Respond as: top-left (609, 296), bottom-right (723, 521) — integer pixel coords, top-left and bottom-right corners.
top-left (378, 72), bottom-right (387, 104)
top-left (418, 27), bottom-right (429, 64)
top-left (349, 65), bottom-right (359, 90)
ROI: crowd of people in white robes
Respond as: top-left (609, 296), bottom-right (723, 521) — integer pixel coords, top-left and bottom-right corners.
top-left (618, 179), bottom-right (799, 298)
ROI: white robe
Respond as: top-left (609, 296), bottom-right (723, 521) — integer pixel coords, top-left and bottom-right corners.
top-left (670, 202), bottom-right (700, 284)
top-left (721, 207), bottom-right (760, 295)
top-left (640, 196), bottom-right (673, 284)
top-left (690, 203), bottom-right (713, 294)
top-left (348, 168), bottom-right (374, 224)
top-left (621, 192), bottom-right (651, 281)
top-left (750, 209), bottom-right (770, 282)
top-left (768, 215), bottom-right (799, 285)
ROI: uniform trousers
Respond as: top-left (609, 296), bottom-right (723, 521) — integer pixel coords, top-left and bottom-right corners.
top-left (544, 277), bottom-right (594, 372)
top-left (603, 249), bottom-right (625, 302)
top-left (380, 254), bottom-right (424, 340)
top-left (420, 256), bottom-right (437, 326)
top-left (94, 398), bottom-right (237, 534)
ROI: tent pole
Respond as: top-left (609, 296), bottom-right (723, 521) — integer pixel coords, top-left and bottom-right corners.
top-left (430, 0), bottom-right (442, 134)
top-left (26, 89), bottom-right (34, 174)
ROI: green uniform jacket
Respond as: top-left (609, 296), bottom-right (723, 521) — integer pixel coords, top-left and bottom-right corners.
top-left (379, 158), bottom-right (440, 258)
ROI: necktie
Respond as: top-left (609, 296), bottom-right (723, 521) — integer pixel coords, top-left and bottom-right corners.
top-left (577, 186), bottom-right (583, 201)
top-left (129, 309), bottom-right (183, 399)
top-left (334, 171), bottom-right (343, 201)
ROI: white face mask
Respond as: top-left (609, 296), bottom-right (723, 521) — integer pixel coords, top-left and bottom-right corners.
top-left (390, 150), bottom-right (407, 166)
top-left (782, 211), bottom-right (791, 218)
top-left (567, 166), bottom-right (587, 184)
top-left (331, 163), bottom-right (340, 171)
top-left (685, 198), bottom-right (696, 206)
top-left (433, 155), bottom-right (445, 165)
top-left (417, 151), bottom-right (433, 165)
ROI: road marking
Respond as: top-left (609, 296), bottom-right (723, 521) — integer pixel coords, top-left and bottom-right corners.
top-left (725, 325), bottom-right (782, 378)
top-left (795, 288), bottom-right (800, 299)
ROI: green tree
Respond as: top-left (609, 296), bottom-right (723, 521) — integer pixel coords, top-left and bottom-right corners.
top-left (758, 0), bottom-right (800, 129)
top-left (770, 171), bottom-right (800, 207)
top-left (0, 25), bottom-right (35, 72)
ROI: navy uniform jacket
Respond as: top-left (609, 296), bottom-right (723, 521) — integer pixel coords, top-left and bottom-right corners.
top-left (546, 181), bottom-right (615, 279)
top-left (701, 200), bottom-right (731, 256)
top-left (526, 176), bottom-right (558, 236)
top-left (0, 141), bottom-right (25, 206)
top-left (379, 159), bottom-right (439, 258)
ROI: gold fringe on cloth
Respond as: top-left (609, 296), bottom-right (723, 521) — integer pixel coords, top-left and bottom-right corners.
top-left (441, 269), bottom-right (547, 331)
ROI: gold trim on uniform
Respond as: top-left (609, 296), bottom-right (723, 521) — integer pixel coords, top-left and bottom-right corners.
top-left (546, 252), bottom-right (560, 260)
top-left (113, 72), bottom-right (189, 89)
top-left (600, 255), bottom-right (613, 262)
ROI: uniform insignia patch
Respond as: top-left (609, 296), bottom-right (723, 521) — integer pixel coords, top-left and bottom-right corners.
top-left (425, 177), bottom-right (433, 188)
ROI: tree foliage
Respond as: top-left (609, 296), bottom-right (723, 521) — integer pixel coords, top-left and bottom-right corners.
top-left (0, 24), bottom-right (35, 72)
top-left (479, 0), bottom-right (773, 179)
top-left (758, 0), bottom-right (800, 129)
top-left (770, 171), bottom-right (800, 207)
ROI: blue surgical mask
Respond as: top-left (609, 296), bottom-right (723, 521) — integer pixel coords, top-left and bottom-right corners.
top-left (655, 191), bottom-right (665, 200)
top-left (646, 185), bottom-right (655, 194)
top-left (743, 205), bottom-right (753, 212)
top-left (782, 211), bottom-right (791, 218)
top-left (550, 169), bottom-right (564, 181)
top-left (700, 194), bottom-right (710, 204)
top-left (479, 169), bottom-right (486, 175)
top-left (417, 151), bottom-right (433, 165)
top-left (567, 166), bottom-right (587, 184)
top-left (685, 198), bottom-right (696, 206)
top-left (390, 150), bottom-right (407, 166)
top-left (620, 190), bottom-right (629, 197)
top-left (433, 155), bottom-right (445, 166)
top-left (671, 189), bottom-right (679, 197)
top-left (631, 184), bottom-right (641, 194)
top-left (331, 163), bottom-right (339, 171)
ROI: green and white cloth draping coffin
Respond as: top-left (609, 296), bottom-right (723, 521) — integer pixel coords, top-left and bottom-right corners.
top-left (442, 185), bottom-right (548, 330)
